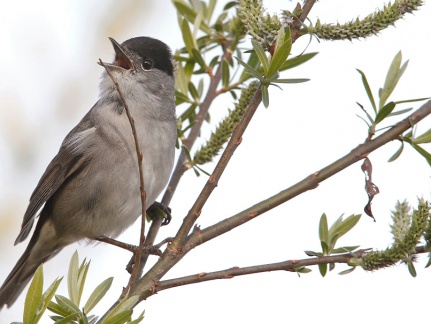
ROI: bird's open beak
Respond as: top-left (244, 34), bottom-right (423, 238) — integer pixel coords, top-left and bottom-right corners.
top-left (98, 37), bottom-right (134, 72)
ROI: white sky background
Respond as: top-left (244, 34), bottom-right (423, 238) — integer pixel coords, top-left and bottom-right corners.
top-left (0, 1), bottom-right (431, 323)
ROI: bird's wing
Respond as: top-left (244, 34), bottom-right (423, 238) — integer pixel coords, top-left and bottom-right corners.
top-left (15, 112), bottom-right (97, 245)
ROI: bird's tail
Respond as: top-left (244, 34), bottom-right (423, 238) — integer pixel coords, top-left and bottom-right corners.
top-left (0, 219), bottom-right (62, 309)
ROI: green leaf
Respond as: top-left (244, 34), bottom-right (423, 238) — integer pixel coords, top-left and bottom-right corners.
top-left (356, 69), bottom-right (376, 114)
top-left (279, 52), bottom-right (318, 71)
top-left (251, 40), bottom-right (270, 75)
top-left (271, 78), bottom-right (309, 84)
top-left (173, 0), bottom-right (197, 22)
top-left (84, 277), bottom-right (113, 314)
top-left (77, 260), bottom-right (90, 307)
top-left (304, 250), bottom-right (322, 257)
top-left (379, 51), bottom-right (408, 109)
top-left (321, 241), bottom-right (329, 255)
top-left (375, 101), bottom-right (396, 124)
top-left (328, 215), bottom-right (343, 241)
top-left (48, 301), bottom-right (69, 317)
top-left (407, 261), bottom-right (417, 277)
top-left (192, 48), bottom-right (208, 71)
top-left (267, 34), bottom-right (292, 78)
top-left (221, 58), bottom-right (230, 88)
top-left (35, 277), bottom-right (63, 323)
top-left (235, 57), bottom-right (263, 81)
top-left (239, 52), bottom-right (260, 82)
top-left (329, 262), bottom-right (335, 271)
top-left (319, 213), bottom-right (328, 243)
top-left (103, 310), bottom-right (133, 324)
top-left (413, 128), bottom-right (431, 144)
top-left (339, 267), bottom-right (356, 275)
top-left (410, 143), bottom-right (431, 167)
top-left (23, 264), bottom-right (43, 324)
top-left (388, 142), bottom-right (404, 162)
top-left (328, 233), bottom-right (340, 252)
top-left (175, 90), bottom-right (193, 105)
top-left (318, 263), bottom-right (327, 277)
top-left (261, 85), bottom-right (269, 108)
top-left (188, 81), bottom-right (201, 103)
top-left (103, 295), bottom-right (139, 322)
top-left (332, 214), bottom-right (361, 239)
top-left (181, 18), bottom-right (197, 55)
top-left (331, 246), bottom-right (360, 254)
top-left (128, 310), bottom-right (145, 324)
top-left (394, 97), bottom-right (430, 105)
top-left (387, 107), bottom-right (413, 117)
top-left (53, 313), bottom-right (80, 324)
top-left (67, 251), bottom-right (79, 305)
top-left (55, 295), bottom-right (81, 315)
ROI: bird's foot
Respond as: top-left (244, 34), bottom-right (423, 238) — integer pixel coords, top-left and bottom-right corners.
top-left (147, 201), bottom-right (172, 226)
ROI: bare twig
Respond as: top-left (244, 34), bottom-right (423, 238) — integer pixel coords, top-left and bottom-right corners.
top-left (98, 60), bottom-right (147, 296)
top-left (155, 249), bottom-right (371, 292)
top-left (184, 100), bottom-right (431, 249)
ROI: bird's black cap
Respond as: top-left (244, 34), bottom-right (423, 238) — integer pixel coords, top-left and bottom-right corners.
top-left (121, 37), bottom-right (174, 77)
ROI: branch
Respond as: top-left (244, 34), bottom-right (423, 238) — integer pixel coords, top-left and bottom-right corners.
top-left (98, 60), bottom-right (147, 296)
top-left (184, 99), bottom-right (431, 249)
top-left (155, 249), bottom-right (370, 292)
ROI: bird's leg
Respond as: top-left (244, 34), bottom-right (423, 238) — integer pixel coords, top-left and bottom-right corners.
top-left (147, 201), bottom-right (172, 225)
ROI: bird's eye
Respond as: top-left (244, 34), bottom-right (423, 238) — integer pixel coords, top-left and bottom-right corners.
top-left (142, 59), bottom-right (153, 71)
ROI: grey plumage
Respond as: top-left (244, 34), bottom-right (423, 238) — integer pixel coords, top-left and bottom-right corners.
top-left (0, 36), bottom-right (176, 308)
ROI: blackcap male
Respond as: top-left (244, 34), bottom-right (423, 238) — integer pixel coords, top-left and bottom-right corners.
top-left (0, 36), bottom-right (176, 308)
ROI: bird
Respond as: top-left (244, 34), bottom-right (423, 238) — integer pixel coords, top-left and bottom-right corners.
top-left (0, 36), bottom-right (177, 308)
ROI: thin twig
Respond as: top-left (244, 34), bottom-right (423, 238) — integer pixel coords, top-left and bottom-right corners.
top-left (155, 249), bottom-right (371, 292)
top-left (98, 60), bottom-right (147, 296)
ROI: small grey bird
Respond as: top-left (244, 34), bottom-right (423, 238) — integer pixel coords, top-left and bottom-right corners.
top-left (0, 36), bottom-right (176, 308)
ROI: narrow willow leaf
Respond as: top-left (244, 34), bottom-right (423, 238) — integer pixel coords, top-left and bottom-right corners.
top-left (77, 259), bottom-right (90, 307)
top-left (339, 267), bottom-right (356, 275)
top-left (394, 97), bottom-right (430, 105)
top-left (128, 310), bottom-right (145, 324)
top-left (67, 251), bottom-right (79, 305)
top-left (84, 277), bottom-right (113, 314)
top-left (192, 48), bottom-right (208, 71)
top-left (55, 295), bottom-right (81, 315)
top-left (356, 69), bottom-right (376, 114)
top-left (304, 250), bottom-right (322, 257)
top-left (35, 277), bottom-right (63, 323)
top-left (181, 18), bottom-right (197, 55)
top-left (188, 81), bottom-right (201, 103)
top-left (175, 90), bottom-right (193, 105)
top-left (236, 57), bottom-right (263, 81)
top-left (321, 241), bottom-right (329, 255)
top-left (104, 296), bottom-right (139, 323)
top-left (261, 85), bottom-right (269, 108)
top-left (380, 51), bottom-right (408, 109)
top-left (175, 60), bottom-right (188, 95)
top-left (48, 301), bottom-right (69, 317)
top-left (221, 58), bottom-right (230, 88)
top-left (375, 101), bottom-right (396, 124)
top-left (319, 213), bottom-right (328, 243)
top-left (267, 39), bottom-right (292, 78)
top-left (103, 310), bottom-right (133, 324)
top-left (318, 263), bottom-right (327, 277)
top-left (410, 143), bottom-right (431, 167)
top-left (173, 0), bottom-right (198, 23)
top-left (271, 78), bottom-right (309, 84)
top-left (388, 107), bottom-right (413, 117)
top-left (407, 261), bottom-right (417, 277)
top-left (328, 233), bottom-right (340, 252)
top-left (328, 215), bottom-right (343, 240)
top-left (251, 40), bottom-right (270, 75)
top-left (333, 214), bottom-right (361, 238)
top-left (413, 128), bottom-right (431, 144)
top-left (329, 262), bottom-right (335, 271)
top-left (280, 52), bottom-right (318, 71)
top-left (388, 142), bottom-right (404, 162)
top-left (239, 52), bottom-right (260, 82)
top-left (54, 313), bottom-right (81, 324)
top-left (331, 246), bottom-right (360, 254)
top-left (24, 265), bottom-right (43, 324)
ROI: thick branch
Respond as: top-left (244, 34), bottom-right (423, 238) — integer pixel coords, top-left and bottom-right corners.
top-left (185, 100), bottom-right (431, 249)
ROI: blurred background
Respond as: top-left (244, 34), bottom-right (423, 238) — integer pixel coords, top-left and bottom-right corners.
top-left (1, 1), bottom-right (430, 323)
